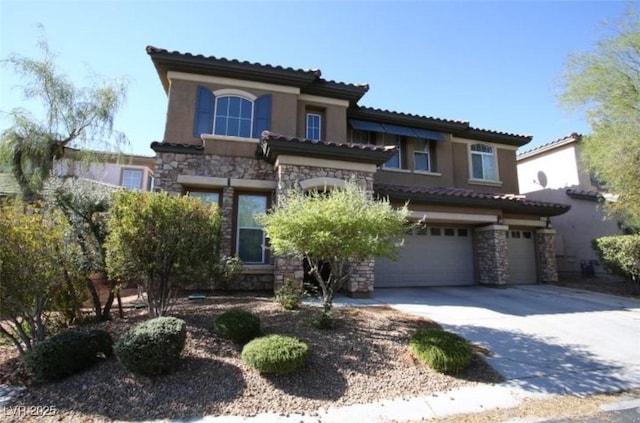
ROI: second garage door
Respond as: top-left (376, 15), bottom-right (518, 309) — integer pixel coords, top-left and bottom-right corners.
top-left (507, 229), bottom-right (537, 284)
top-left (375, 227), bottom-right (475, 287)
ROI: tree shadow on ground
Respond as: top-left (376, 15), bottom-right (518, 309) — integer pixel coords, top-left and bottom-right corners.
top-left (443, 324), bottom-right (637, 396)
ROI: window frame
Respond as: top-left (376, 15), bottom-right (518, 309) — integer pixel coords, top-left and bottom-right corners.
top-left (233, 192), bottom-right (270, 265)
top-left (183, 188), bottom-right (222, 207)
top-left (351, 129), bottom-right (371, 144)
top-left (469, 143), bottom-right (498, 181)
top-left (306, 112), bottom-right (322, 140)
top-left (414, 139), bottom-right (431, 172)
top-left (382, 134), bottom-right (402, 169)
top-left (213, 94), bottom-right (254, 138)
top-left (121, 168), bottom-right (144, 191)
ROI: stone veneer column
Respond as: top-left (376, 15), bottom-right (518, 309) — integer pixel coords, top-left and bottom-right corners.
top-left (271, 163), bottom-right (375, 297)
top-left (221, 186), bottom-right (234, 256)
top-left (474, 224), bottom-right (509, 286)
top-left (535, 229), bottom-right (558, 283)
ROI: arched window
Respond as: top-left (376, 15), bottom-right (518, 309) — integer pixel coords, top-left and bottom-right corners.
top-left (214, 95), bottom-right (254, 138)
top-left (470, 143), bottom-right (497, 181)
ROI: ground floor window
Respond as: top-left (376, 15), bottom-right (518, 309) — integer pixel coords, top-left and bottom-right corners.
top-left (236, 194), bottom-right (268, 263)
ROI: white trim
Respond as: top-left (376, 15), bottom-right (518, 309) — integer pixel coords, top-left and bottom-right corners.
top-left (504, 218), bottom-right (547, 228)
top-left (167, 71), bottom-right (300, 94)
top-left (413, 170), bottom-right (442, 177)
top-left (229, 179), bottom-right (277, 190)
top-left (454, 137), bottom-right (519, 151)
top-left (380, 167), bottom-right (411, 173)
top-left (299, 177), bottom-right (346, 191)
top-left (410, 211), bottom-right (498, 224)
top-left (177, 175), bottom-right (227, 188)
top-left (275, 155), bottom-right (376, 173)
top-left (299, 94), bottom-right (349, 108)
top-left (201, 134), bottom-right (258, 144)
top-left (468, 178), bottom-right (503, 187)
top-left (476, 224), bottom-right (509, 232)
top-left (212, 88), bottom-right (257, 101)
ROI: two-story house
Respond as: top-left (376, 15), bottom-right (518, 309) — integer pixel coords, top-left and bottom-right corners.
top-left (517, 133), bottom-right (623, 281)
top-left (147, 46), bottom-right (569, 297)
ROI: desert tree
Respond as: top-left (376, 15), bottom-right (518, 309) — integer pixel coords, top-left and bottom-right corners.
top-left (105, 191), bottom-right (223, 317)
top-left (258, 182), bottom-right (408, 314)
top-left (0, 26), bottom-right (128, 201)
top-left (560, 6), bottom-right (640, 228)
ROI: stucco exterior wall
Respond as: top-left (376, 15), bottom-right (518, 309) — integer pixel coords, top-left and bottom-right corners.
top-left (517, 144), bottom-right (582, 193)
top-left (55, 158), bottom-right (154, 190)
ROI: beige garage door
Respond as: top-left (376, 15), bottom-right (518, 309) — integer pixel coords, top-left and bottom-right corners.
top-left (375, 227), bottom-right (475, 287)
top-left (507, 229), bottom-right (537, 284)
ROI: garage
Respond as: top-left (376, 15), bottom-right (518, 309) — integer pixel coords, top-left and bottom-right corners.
top-left (375, 227), bottom-right (475, 287)
top-left (507, 229), bottom-right (537, 284)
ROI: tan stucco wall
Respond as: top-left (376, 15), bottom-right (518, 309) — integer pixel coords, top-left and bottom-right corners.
top-left (517, 143), bottom-right (583, 193)
top-left (451, 139), bottom-right (518, 193)
top-left (164, 78), bottom-right (298, 144)
top-left (296, 100), bottom-right (347, 141)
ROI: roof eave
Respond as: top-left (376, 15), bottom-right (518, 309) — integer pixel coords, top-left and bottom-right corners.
top-left (348, 107), bottom-right (468, 133)
top-left (150, 141), bottom-right (204, 155)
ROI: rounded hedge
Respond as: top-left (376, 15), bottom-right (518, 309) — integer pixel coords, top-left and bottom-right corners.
top-left (214, 309), bottom-right (261, 344)
top-left (408, 328), bottom-right (473, 374)
top-left (242, 335), bottom-right (309, 375)
top-left (24, 328), bottom-right (113, 383)
top-left (114, 316), bottom-right (186, 376)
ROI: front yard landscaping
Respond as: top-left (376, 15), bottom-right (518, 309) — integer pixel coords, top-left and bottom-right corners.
top-left (0, 293), bottom-right (502, 422)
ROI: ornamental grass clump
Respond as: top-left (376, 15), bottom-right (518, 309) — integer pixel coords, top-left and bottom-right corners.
top-left (115, 316), bottom-right (186, 376)
top-left (408, 328), bottom-right (473, 375)
top-left (214, 309), bottom-right (262, 344)
top-left (242, 335), bottom-right (309, 375)
top-left (24, 329), bottom-right (113, 383)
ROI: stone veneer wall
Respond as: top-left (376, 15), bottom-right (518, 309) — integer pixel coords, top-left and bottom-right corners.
top-left (535, 229), bottom-right (558, 283)
top-left (475, 225), bottom-right (509, 286)
top-left (154, 152), bottom-right (276, 291)
top-left (273, 163), bottom-right (376, 297)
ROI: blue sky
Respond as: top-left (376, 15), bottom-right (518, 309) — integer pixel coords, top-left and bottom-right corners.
top-left (0, 1), bottom-right (635, 156)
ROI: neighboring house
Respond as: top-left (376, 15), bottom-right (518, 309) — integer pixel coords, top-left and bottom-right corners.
top-left (517, 133), bottom-right (623, 280)
top-left (147, 46), bottom-right (569, 297)
top-left (0, 150), bottom-right (155, 197)
top-left (55, 149), bottom-right (156, 191)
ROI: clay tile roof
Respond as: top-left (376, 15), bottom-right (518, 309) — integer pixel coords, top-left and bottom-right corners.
top-left (259, 131), bottom-right (395, 166)
top-left (351, 105), bottom-right (469, 127)
top-left (150, 141), bottom-right (204, 154)
top-left (517, 133), bottom-right (582, 160)
top-left (565, 188), bottom-right (603, 201)
top-left (374, 183), bottom-right (570, 216)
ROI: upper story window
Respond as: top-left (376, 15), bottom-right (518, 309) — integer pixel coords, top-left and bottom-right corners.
top-left (382, 134), bottom-right (402, 169)
top-left (306, 113), bottom-right (322, 140)
top-left (214, 96), bottom-right (253, 138)
top-left (470, 143), bottom-right (497, 181)
top-left (193, 86), bottom-right (271, 139)
top-left (351, 129), bottom-right (371, 144)
top-left (122, 169), bottom-right (143, 190)
top-left (414, 139), bottom-right (431, 172)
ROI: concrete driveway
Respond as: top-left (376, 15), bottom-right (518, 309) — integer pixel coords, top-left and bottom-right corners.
top-left (339, 285), bottom-right (640, 396)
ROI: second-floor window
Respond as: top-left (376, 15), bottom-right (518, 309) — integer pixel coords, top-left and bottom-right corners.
top-left (214, 96), bottom-right (253, 138)
top-left (470, 143), bottom-right (497, 181)
top-left (351, 129), bottom-right (371, 144)
top-left (193, 86), bottom-right (271, 139)
top-left (414, 140), bottom-right (431, 172)
top-left (122, 169), bottom-right (143, 190)
top-left (383, 134), bottom-right (402, 169)
top-left (306, 113), bottom-right (322, 140)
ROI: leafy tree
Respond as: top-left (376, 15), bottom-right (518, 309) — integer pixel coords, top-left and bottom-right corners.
top-left (45, 177), bottom-right (121, 321)
top-left (560, 7), bottom-right (640, 228)
top-left (0, 27), bottom-right (128, 201)
top-left (0, 200), bottom-right (81, 354)
top-left (105, 191), bottom-right (223, 317)
top-left (258, 182), bottom-right (408, 314)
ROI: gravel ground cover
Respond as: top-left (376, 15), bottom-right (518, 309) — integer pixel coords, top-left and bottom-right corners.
top-left (0, 293), bottom-right (502, 422)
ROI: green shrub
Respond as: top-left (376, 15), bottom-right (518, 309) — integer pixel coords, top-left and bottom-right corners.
top-left (408, 328), bottom-right (473, 375)
top-left (242, 335), bottom-right (309, 375)
top-left (592, 235), bottom-right (640, 282)
top-left (23, 328), bottom-right (113, 383)
top-left (114, 316), bottom-right (186, 376)
top-left (310, 311), bottom-right (335, 330)
top-left (214, 310), bottom-right (261, 344)
top-left (275, 278), bottom-right (303, 310)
